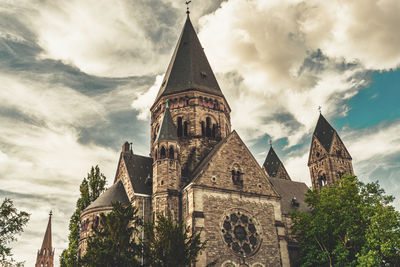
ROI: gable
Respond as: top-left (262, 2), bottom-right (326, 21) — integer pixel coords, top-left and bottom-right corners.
top-left (192, 131), bottom-right (279, 197)
top-left (308, 135), bottom-right (329, 165)
top-left (114, 153), bottom-right (135, 200)
top-left (329, 132), bottom-right (352, 159)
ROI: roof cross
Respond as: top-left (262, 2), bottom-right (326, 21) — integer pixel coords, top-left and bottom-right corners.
top-left (186, 1), bottom-right (192, 14)
top-left (269, 139), bottom-right (272, 147)
top-left (318, 106), bottom-right (322, 114)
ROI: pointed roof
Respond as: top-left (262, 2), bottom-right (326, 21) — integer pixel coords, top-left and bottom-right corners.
top-left (263, 147), bottom-right (283, 178)
top-left (154, 15), bottom-right (223, 103)
top-left (121, 153), bottom-right (153, 195)
top-left (85, 180), bottom-right (130, 210)
top-left (155, 105), bottom-right (178, 142)
top-left (313, 114), bottom-right (336, 152)
top-left (40, 212), bottom-right (52, 251)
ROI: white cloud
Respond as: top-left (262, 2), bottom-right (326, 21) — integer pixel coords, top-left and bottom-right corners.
top-left (131, 75), bottom-right (163, 120)
top-left (197, 0), bottom-right (400, 145)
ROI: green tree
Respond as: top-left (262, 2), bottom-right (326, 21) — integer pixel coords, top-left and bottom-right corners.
top-left (142, 214), bottom-right (208, 267)
top-left (60, 165), bottom-right (107, 267)
top-left (291, 175), bottom-right (400, 267)
top-left (81, 201), bottom-right (142, 267)
top-left (0, 198), bottom-right (29, 264)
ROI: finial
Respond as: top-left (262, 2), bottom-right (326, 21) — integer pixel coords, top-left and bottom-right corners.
top-left (186, 1), bottom-right (191, 14)
top-left (49, 210), bottom-right (52, 217)
top-left (269, 139), bottom-right (272, 147)
top-left (166, 99), bottom-right (169, 108)
top-left (130, 142), bottom-right (133, 152)
top-left (318, 106), bottom-right (322, 114)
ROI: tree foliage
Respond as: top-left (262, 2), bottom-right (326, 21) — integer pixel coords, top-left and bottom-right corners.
top-left (60, 165), bottom-right (106, 267)
top-left (291, 175), bottom-right (400, 267)
top-left (0, 198), bottom-right (29, 263)
top-left (142, 214), bottom-right (207, 267)
top-left (81, 201), bottom-right (142, 267)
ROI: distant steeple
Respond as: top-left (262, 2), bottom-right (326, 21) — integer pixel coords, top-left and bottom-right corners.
top-left (35, 211), bottom-right (54, 267)
top-left (154, 101), bottom-right (179, 142)
top-left (263, 146), bottom-right (291, 180)
top-left (313, 113), bottom-right (336, 152)
top-left (154, 15), bottom-right (224, 104)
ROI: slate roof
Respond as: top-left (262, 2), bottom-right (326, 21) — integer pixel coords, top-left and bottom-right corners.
top-left (40, 213), bottom-right (52, 251)
top-left (263, 146), bottom-right (283, 178)
top-left (313, 114), bottom-right (336, 152)
top-left (155, 105), bottom-right (178, 142)
top-left (85, 180), bottom-right (130, 210)
top-left (154, 15), bottom-right (223, 103)
top-left (269, 178), bottom-right (310, 214)
top-left (122, 153), bottom-right (153, 195)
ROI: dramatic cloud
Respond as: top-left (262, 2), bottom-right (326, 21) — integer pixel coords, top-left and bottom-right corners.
top-left (197, 0), bottom-right (400, 144)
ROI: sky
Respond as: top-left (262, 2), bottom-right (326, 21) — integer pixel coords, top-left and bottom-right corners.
top-left (0, 0), bottom-right (399, 265)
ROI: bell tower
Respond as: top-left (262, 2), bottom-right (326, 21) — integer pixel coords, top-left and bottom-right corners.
top-left (35, 211), bottom-right (54, 267)
top-left (150, 14), bottom-right (231, 182)
top-left (308, 114), bottom-right (354, 190)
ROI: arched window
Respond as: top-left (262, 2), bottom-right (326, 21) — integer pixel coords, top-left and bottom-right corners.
top-left (154, 150), bottom-right (158, 160)
top-left (177, 117), bottom-right (183, 137)
top-left (160, 146), bottom-right (166, 159)
top-left (206, 117), bottom-right (211, 137)
top-left (318, 173), bottom-right (327, 187)
top-left (184, 121), bottom-right (188, 137)
top-left (232, 164), bottom-right (243, 186)
top-left (169, 146), bottom-right (174, 159)
top-left (337, 170), bottom-right (344, 179)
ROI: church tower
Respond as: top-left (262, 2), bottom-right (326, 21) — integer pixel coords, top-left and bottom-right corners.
top-left (35, 211), bottom-right (54, 267)
top-left (308, 114), bottom-right (353, 190)
top-left (150, 14), bottom-right (231, 182)
top-left (152, 102), bottom-right (182, 221)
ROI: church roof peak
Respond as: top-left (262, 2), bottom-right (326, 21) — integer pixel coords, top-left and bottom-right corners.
top-left (40, 211), bottom-right (52, 251)
top-left (154, 103), bottom-right (178, 142)
top-left (154, 15), bottom-right (223, 104)
top-left (313, 113), bottom-right (336, 151)
top-left (263, 146), bottom-right (282, 178)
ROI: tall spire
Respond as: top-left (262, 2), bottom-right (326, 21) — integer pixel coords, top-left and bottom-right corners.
top-left (313, 113), bottom-right (336, 152)
top-left (41, 211), bottom-right (52, 250)
top-left (154, 15), bottom-right (224, 104)
top-left (35, 211), bottom-right (54, 267)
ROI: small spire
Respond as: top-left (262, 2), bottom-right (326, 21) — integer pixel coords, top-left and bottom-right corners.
top-left (318, 105), bottom-right (322, 114)
top-left (185, 1), bottom-right (192, 15)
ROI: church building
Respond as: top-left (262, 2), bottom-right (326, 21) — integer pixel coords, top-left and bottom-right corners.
top-left (79, 12), bottom-right (353, 267)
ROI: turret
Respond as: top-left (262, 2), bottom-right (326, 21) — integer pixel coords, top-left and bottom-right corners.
top-left (152, 101), bottom-right (181, 221)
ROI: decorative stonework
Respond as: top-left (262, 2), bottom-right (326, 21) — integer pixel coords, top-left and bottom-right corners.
top-left (220, 208), bottom-right (262, 257)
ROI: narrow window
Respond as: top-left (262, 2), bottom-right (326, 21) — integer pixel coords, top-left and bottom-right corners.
top-left (154, 150), bottom-right (158, 160)
top-left (177, 117), bottom-right (183, 137)
top-left (160, 146), bottom-right (166, 158)
top-left (184, 121), bottom-right (188, 137)
top-left (169, 146), bottom-right (174, 159)
top-left (201, 121), bottom-right (205, 136)
top-left (206, 117), bottom-right (211, 137)
top-left (212, 123), bottom-right (217, 138)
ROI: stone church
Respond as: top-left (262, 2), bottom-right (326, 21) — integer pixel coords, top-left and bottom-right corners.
top-left (79, 13), bottom-right (353, 267)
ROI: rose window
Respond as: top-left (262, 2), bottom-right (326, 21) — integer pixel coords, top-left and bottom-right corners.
top-left (220, 210), bottom-right (262, 257)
